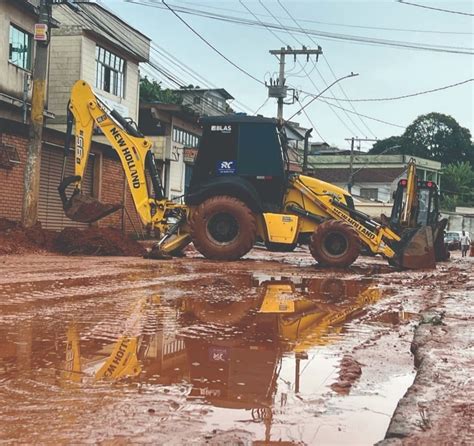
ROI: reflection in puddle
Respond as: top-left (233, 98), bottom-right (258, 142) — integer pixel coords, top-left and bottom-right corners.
top-left (0, 274), bottom-right (415, 444)
top-left (369, 310), bottom-right (418, 325)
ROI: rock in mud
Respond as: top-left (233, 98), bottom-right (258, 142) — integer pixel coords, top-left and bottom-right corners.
top-left (330, 355), bottom-right (362, 395)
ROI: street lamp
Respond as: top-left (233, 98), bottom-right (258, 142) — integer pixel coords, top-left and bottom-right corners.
top-left (286, 72), bottom-right (359, 122)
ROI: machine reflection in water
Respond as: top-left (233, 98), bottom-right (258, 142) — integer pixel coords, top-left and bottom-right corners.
top-left (61, 275), bottom-right (381, 442)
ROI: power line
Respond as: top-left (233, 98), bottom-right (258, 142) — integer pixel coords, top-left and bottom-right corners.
top-left (124, 1), bottom-right (474, 55)
top-left (253, 97), bottom-right (269, 115)
top-left (316, 99), bottom-right (406, 129)
top-left (90, 1), bottom-right (256, 114)
top-left (264, 0), bottom-right (364, 135)
top-left (321, 56), bottom-right (376, 137)
top-left (397, 0), bottom-right (474, 17)
top-left (295, 97), bottom-right (327, 143)
top-left (276, 0), bottom-right (377, 138)
top-left (174, 0), bottom-right (473, 35)
top-left (239, 0), bottom-right (281, 43)
top-left (92, 1), bottom-right (256, 114)
top-left (86, 1), bottom-right (405, 132)
top-left (250, 0), bottom-right (360, 136)
top-left (320, 78), bottom-right (474, 102)
top-left (150, 44), bottom-right (254, 114)
top-left (160, 0), bottom-right (265, 85)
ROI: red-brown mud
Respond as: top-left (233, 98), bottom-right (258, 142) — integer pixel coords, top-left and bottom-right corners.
top-left (0, 218), bottom-right (56, 255)
top-left (0, 218), bottom-right (144, 256)
top-left (54, 227), bottom-right (145, 256)
top-left (0, 248), bottom-right (472, 445)
top-left (330, 355), bottom-right (363, 395)
top-left (378, 256), bottom-right (474, 445)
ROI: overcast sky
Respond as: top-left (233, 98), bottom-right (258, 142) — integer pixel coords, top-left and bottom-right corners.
top-left (99, 0), bottom-right (473, 150)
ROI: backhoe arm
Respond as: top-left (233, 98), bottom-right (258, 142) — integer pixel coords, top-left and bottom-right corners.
top-left (58, 80), bottom-right (191, 256)
top-left (61, 80), bottom-right (157, 225)
top-left (400, 158), bottom-right (418, 227)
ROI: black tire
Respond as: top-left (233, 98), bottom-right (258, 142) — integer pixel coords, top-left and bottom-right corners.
top-left (190, 195), bottom-right (257, 260)
top-left (310, 220), bottom-right (360, 268)
top-left (265, 241), bottom-right (297, 252)
top-left (318, 278), bottom-right (347, 302)
top-left (190, 298), bottom-right (258, 326)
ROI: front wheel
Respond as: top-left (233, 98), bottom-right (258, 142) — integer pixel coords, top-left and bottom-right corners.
top-left (190, 195), bottom-right (257, 260)
top-left (310, 220), bottom-right (360, 268)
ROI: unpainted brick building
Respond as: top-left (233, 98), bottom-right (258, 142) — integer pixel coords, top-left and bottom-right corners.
top-left (0, 118), bottom-right (142, 232)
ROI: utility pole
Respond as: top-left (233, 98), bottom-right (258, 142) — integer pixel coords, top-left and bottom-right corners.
top-left (22, 0), bottom-right (51, 227)
top-left (267, 46), bottom-right (323, 122)
top-left (345, 137), bottom-right (378, 193)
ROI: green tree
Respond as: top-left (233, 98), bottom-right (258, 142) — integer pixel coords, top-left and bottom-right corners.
top-left (369, 113), bottom-right (473, 165)
top-left (440, 161), bottom-right (474, 211)
top-left (369, 135), bottom-right (404, 155)
top-left (139, 77), bottom-right (182, 105)
top-left (403, 113), bottom-right (472, 164)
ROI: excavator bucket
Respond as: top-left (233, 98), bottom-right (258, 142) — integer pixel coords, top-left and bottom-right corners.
top-left (394, 226), bottom-right (436, 269)
top-left (58, 176), bottom-right (122, 223)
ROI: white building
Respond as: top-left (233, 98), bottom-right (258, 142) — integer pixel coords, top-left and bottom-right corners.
top-left (48, 1), bottom-right (150, 127)
top-left (307, 154), bottom-right (442, 203)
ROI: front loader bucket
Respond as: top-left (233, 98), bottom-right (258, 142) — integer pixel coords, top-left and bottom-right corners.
top-left (393, 226), bottom-right (436, 269)
top-left (58, 176), bottom-right (122, 223)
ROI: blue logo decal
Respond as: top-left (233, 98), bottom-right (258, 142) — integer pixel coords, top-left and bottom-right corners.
top-left (217, 160), bottom-right (236, 174)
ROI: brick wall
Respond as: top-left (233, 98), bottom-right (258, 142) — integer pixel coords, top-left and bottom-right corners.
top-left (99, 154), bottom-right (143, 234)
top-left (0, 127), bottom-right (143, 234)
top-left (0, 132), bottom-right (27, 221)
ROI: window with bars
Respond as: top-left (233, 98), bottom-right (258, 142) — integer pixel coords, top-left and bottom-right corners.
top-left (172, 126), bottom-right (200, 148)
top-left (9, 25), bottom-right (32, 70)
top-left (95, 46), bottom-right (125, 97)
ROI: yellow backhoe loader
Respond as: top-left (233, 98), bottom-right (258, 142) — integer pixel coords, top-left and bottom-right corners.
top-left (58, 80), bottom-right (439, 269)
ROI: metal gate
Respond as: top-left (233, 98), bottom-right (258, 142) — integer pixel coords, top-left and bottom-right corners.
top-left (38, 146), bottom-right (95, 230)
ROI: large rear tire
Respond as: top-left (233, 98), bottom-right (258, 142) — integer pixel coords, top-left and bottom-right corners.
top-left (190, 195), bottom-right (257, 260)
top-left (310, 220), bottom-right (360, 268)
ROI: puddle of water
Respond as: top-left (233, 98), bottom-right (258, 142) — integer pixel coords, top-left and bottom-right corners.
top-left (368, 311), bottom-right (418, 325)
top-left (0, 271), bottom-right (415, 444)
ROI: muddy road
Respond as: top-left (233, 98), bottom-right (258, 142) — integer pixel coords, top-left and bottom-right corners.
top-left (0, 249), bottom-right (472, 445)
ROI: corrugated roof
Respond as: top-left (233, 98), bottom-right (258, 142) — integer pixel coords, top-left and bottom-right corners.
top-left (309, 167), bottom-right (405, 183)
top-left (52, 2), bottom-right (150, 62)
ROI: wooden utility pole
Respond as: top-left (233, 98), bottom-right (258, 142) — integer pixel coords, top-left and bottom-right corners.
top-left (22, 0), bottom-right (51, 227)
top-left (345, 137), bottom-right (378, 193)
top-left (268, 47), bottom-right (323, 122)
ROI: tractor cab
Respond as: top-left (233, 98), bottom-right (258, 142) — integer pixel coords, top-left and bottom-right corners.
top-left (390, 179), bottom-right (440, 230)
top-left (187, 115), bottom-right (288, 212)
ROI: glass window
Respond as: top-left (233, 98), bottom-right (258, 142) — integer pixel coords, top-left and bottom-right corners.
top-left (360, 188), bottom-right (379, 200)
top-left (9, 25), bottom-right (32, 70)
top-left (95, 45), bottom-right (125, 97)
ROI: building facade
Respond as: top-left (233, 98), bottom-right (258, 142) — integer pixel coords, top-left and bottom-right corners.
top-left (0, 0), bottom-right (41, 123)
top-left (175, 88), bottom-right (234, 116)
top-left (49, 1), bottom-right (150, 127)
top-left (307, 154), bottom-right (442, 203)
top-left (0, 0), bottom-right (149, 233)
top-left (139, 103), bottom-right (201, 200)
